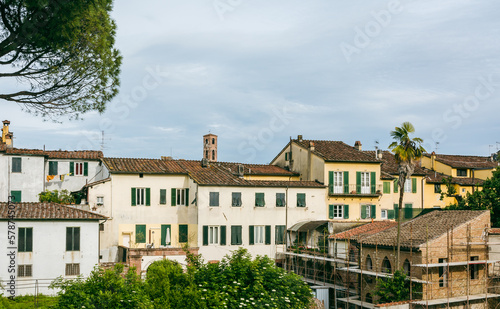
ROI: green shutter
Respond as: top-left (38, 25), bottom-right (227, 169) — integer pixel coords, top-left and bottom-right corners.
top-left (179, 225), bottom-right (188, 243)
top-left (344, 171), bottom-right (349, 194)
top-left (361, 205), bottom-right (367, 219)
top-left (161, 225), bottom-right (171, 246)
top-left (371, 205), bottom-right (376, 219)
top-left (49, 161), bottom-right (58, 176)
top-left (297, 193), bottom-right (306, 207)
top-left (83, 162), bottom-right (88, 176)
top-left (171, 188), bottom-right (176, 206)
top-left (135, 225), bottom-right (146, 243)
top-left (329, 171), bottom-right (333, 194)
top-left (356, 172), bottom-right (361, 194)
top-left (394, 204), bottom-right (399, 220)
top-left (329, 205), bottom-right (334, 219)
top-left (344, 205), bottom-right (349, 219)
top-left (255, 193), bottom-right (265, 207)
top-left (69, 162), bottom-right (74, 175)
top-left (249, 226), bottom-right (254, 245)
top-left (160, 189), bottom-right (167, 204)
top-left (145, 188), bottom-right (151, 206)
top-left (11, 191), bottom-right (21, 203)
top-left (131, 188), bottom-right (136, 206)
top-left (394, 180), bottom-right (398, 193)
top-left (203, 226), bottom-right (208, 246)
top-left (388, 209), bottom-right (395, 220)
top-left (285, 152), bottom-right (289, 161)
top-left (371, 172), bottom-right (376, 194)
top-left (185, 188), bottom-right (189, 206)
top-left (18, 228), bottom-right (25, 251)
top-left (383, 182), bottom-right (390, 194)
top-left (405, 204), bottom-right (413, 219)
top-left (26, 228), bottom-right (33, 252)
top-left (265, 226), bottom-right (271, 245)
top-left (220, 226), bottom-right (226, 246)
top-left (412, 178), bottom-right (417, 193)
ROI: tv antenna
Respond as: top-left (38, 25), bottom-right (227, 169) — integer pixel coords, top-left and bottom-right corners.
top-left (435, 142), bottom-right (440, 153)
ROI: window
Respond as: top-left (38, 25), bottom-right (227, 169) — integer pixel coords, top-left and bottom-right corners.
top-left (296, 193), bottom-right (306, 207)
top-left (382, 257), bottom-right (392, 273)
top-left (285, 152), bottom-right (291, 161)
top-left (404, 179), bottom-right (412, 193)
top-left (18, 227), bottom-right (33, 252)
top-left (160, 189), bottom-right (167, 204)
top-left (255, 193), bottom-right (265, 207)
top-left (48, 161), bottom-right (58, 176)
top-left (208, 226), bottom-right (219, 245)
top-left (209, 192), bottom-right (219, 207)
top-left (172, 188), bottom-right (189, 206)
top-left (276, 193), bottom-right (285, 207)
top-left (329, 205), bottom-right (348, 219)
top-left (131, 188), bottom-right (150, 206)
top-left (333, 172), bottom-right (343, 194)
top-left (249, 225), bottom-right (270, 245)
top-left (360, 172), bottom-right (370, 194)
top-left (403, 259), bottom-right (411, 276)
top-left (179, 225), bottom-right (188, 243)
top-left (135, 225), bottom-right (146, 243)
top-left (18, 265), bottom-right (32, 277)
top-left (212, 138), bottom-right (215, 144)
top-left (381, 209), bottom-right (387, 219)
top-left (66, 227), bottom-right (80, 251)
top-left (470, 256), bottom-right (479, 280)
top-left (383, 182), bottom-right (390, 194)
top-left (439, 258), bottom-right (447, 287)
top-left (366, 255), bottom-right (373, 270)
top-left (231, 226), bottom-right (242, 245)
top-left (70, 162), bottom-right (88, 176)
top-left (212, 150), bottom-right (215, 160)
top-left (434, 184), bottom-right (441, 193)
top-left (96, 196), bottom-right (104, 205)
top-left (12, 157), bottom-right (21, 173)
top-left (404, 204), bottom-right (413, 219)
top-left (457, 169), bottom-right (467, 177)
top-left (161, 225), bottom-right (171, 246)
top-left (65, 263), bottom-right (80, 276)
top-left (275, 225), bottom-right (286, 245)
top-left (232, 192), bottom-right (242, 207)
top-left (10, 190), bottom-right (21, 203)
top-left (361, 205), bottom-right (375, 219)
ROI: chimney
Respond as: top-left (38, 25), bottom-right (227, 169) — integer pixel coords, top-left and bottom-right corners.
top-left (2, 120), bottom-right (13, 147)
top-left (431, 151), bottom-right (436, 170)
top-left (297, 135), bottom-right (303, 142)
top-left (309, 141), bottom-right (315, 151)
top-left (161, 156), bottom-right (173, 160)
top-left (378, 151), bottom-right (383, 159)
top-left (203, 133), bottom-right (217, 162)
top-left (354, 141), bottom-right (362, 151)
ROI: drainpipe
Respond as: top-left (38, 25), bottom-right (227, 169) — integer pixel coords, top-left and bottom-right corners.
top-left (421, 177), bottom-right (425, 210)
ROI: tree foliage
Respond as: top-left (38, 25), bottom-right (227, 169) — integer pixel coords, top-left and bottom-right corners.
top-left (374, 270), bottom-right (420, 304)
top-left (50, 264), bottom-right (153, 309)
top-left (0, 0), bottom-right (121, 119)
top-left (388, 122), bottom-right (425, 268)
top-left (446, 166), bottom-right (500, 227)
top-left (38, 189), bottom-right (75, 204)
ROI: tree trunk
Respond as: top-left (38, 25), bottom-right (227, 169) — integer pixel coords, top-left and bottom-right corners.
top-left (397, 178), bottom-right (405, 270)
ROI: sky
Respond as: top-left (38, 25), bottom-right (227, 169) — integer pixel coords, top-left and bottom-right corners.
top-left (1, 0), bottom-right (500, 163)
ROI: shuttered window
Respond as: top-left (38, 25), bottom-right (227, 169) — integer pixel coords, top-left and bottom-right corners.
top-left (48, 161), bottom-right (58, 176)
top-left (160, 189), bottom-right (167, 205)
top-left (231, 226), bottom-right (242, 245)
top-left (255, 193), bottom-right (265, 207)
top-left (209, 192), bottom-right (219, 207)
top-left (18, 227), bottom-right (33, 252)
top-left (383, 182), bottom-right (390, 194)
top-left (179, 225), bottom-right (188, 243)
top-left (275, 225), bottom-right (286, 245)
top-left (12, 157), bottom-right (21, 173)
top-left (232, 192), bottom-right (242, 207)
top-left (131, 188), bottom-right (150, 206)
top-left (10, 190), bottom-right (21, 203)
top-left (296, 193), bottom-right (306, 207)
top-left (66, 227), bottom-right (80, 251)
top-left (135, 225), bottom-right (146, 243)
top-left (276, 193), bottom-right (285, 207)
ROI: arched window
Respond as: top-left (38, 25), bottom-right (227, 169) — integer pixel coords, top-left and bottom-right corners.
top-left (403, 259), bottom-right (411, 276)
top-left (205, 138), bottom-right (208, 145)
top-left (212, 138), bottom-right (215, 144)
top-left (382, 256), bottom-right (392, 273)
top-left (366, 255), bottom-right (373, 270)
top-left (212, 150), bottom-right (215, 160)
top-left (205, 150), bottom-right (208, 159)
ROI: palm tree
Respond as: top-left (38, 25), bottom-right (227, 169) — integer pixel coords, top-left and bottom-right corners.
top-left (388, 122), bottom-right (425, 269)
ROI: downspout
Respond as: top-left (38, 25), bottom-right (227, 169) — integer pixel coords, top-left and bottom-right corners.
top-left (421, 176), bottom-right (425, 210)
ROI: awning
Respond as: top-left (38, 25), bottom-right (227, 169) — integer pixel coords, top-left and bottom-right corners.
top-left (288, 220), bottom-right (330, 232)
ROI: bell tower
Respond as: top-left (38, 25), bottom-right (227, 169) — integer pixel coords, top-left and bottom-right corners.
top-left (203, 133), bottom-right (218, 162)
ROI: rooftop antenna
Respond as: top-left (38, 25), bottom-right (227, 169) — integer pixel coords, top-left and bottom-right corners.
top-left (435, 142), bottom-right (440, 153)
top-left (489, 145), bottom-right (494, 155)
top-left (374, 140), bottom-right (379, 158)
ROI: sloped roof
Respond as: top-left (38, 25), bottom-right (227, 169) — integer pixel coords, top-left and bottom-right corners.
top-left (365, 150), bottom-right (426, 176)
top-left (424, 153), bottom-right (498, 169)
top-left (293, 139), bottom-right (380, 163)
top-left (84, 177), bottom-right (111, 188)
top-left (0, 202), bottom-right (107, 220)
top-left (216, 161), bottom-right (296, 176)
top-left (102, 157), bottom-right (187, 174)
top-left (361, 210), bottom-right (489, 249)
top-left (425, 169), bottom-right (485, 186)
top-left (329, 221), bottom-right (397, 240)
top-left (0, 145), bottom-right (102, 160)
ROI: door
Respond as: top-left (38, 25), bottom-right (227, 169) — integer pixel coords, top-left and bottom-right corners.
top-left (122, 234), bottom-right (130, 247)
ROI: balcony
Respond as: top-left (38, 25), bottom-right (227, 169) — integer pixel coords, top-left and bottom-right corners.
top-left (328, 184), bottom-right (382, 197)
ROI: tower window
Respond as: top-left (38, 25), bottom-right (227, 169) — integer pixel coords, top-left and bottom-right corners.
top-left (212, 150), bottom-right (215, 160)
top-left (212, 138), bottom-right (215, 144)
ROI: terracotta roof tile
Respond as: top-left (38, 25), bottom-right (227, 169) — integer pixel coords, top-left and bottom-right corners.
top-left (425, 169), bottom-right (485, 186)
top-left (103, 157), bottom-right (187, 174)
top-left (0, 145), bottom-right (102, 159)
top-left (294, 140), bottom-right (380, 163)
top-left (365, 150), bottom-right (426, 176)
top-left (489, 228), bottom-right (500, 235)
top-left (361, 210), bottom-right (489, 248)
top-left (0, 202), bottom-right (107, 220)
top-left (216, 161), bottom-right (296, 176)
top-left (424, 153), bottom-right (499, 169)
top-left (329, 221), bottom-right (397, 240)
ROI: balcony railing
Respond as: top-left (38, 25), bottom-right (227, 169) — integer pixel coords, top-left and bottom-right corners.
top-left (328, 184), bottom-right (382, 196)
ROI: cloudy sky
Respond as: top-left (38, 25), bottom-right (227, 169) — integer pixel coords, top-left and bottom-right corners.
top-left (2, 0), bottom-right (500, 163)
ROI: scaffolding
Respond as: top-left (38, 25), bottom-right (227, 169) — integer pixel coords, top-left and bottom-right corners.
top-left (278, 223), bottom-right (500, 309)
